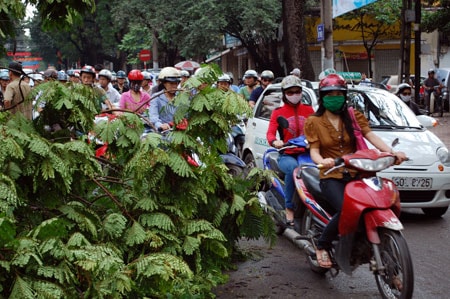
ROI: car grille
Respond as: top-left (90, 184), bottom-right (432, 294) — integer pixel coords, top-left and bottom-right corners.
top-left (399, 190), bottom-right (436, 203)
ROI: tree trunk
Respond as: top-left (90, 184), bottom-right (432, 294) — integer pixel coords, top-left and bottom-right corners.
top-left (282, 0), bottom-right (315, 81)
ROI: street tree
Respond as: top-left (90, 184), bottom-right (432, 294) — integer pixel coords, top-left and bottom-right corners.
top-left (283, 0), bottom-right (317, 80)
top-left (422, 1), bottom-right (450, 36)
top-left (334, 0), bottom-right (402, 78)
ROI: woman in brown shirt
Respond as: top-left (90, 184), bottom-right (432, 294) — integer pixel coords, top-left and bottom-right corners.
top-left (304, 74), bottom-right (407, 268)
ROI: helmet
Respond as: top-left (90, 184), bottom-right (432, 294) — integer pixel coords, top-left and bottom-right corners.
top-left (244, 69), bottom-right (258, 79)
top-left (57, 71), bottom-right (68, 81)
top-left (29, 73), bottom-right (43, 82)
top-left (80, 65), bottom-right (96, 76)
top-left (116, 70), bottom-right (126, 79)
top-left (180, 70), bottom-right (190, 77)
top-left (319, 73), bottom-right (347, 93)
top-left (43, 69), bottom-right (58, 79)
top-left (428, 68), bottom-right (435, 75)
top-left (397, 83), bottom-right (412, 94)
top-left (98, 69), bottom-right (112, 81)
top-left (217, 74), bottom-right (231, 83)
top-left (0, 70), bottom-right (9, 80)
top-left (66, 69), bottom-right (75, 77)
top-left (142, 71), bottom-right (152, 80)
top-left (128, 69), bottom-right (144, 81)
top-left (281, 75), bottom-right (303, 90)
top-left (8, 61), bottom-right (23, 75)
top-left (159, 67), bottom-right (181, 82)
top-left (261, 70), bottom-right (274, 80)
top-left (290, 68), bottom-right (301, 77)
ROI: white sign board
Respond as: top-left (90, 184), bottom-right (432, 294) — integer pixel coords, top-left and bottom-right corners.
top-left (333, 0), bottom-right (379, 18)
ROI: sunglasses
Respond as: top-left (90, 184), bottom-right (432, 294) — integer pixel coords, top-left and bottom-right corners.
top-left (402, 92), bottom-right (411, 95)
top-left (261, 77), bottom-right (273, 82)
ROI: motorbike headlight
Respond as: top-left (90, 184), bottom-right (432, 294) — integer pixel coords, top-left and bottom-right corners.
top-left (436, 146), bottom-right (450, 164)
top-left (349, 156), bottom-right (395, 172)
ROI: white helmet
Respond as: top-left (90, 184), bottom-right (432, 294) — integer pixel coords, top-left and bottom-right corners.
top-left (397, 83), bottom-right (412, 94)
top-left (180, 70), bottom-right (190, 77)
top-left (244, 69), bottom-right (258, 79)
top-left (98, 69), bottom-right (112, 81)
top-left (261, 70), bottom-right (274, 79)
top-left (159, 67), bottom-right (181, 82)
top-left (217, 74), bottom-right (231, 83)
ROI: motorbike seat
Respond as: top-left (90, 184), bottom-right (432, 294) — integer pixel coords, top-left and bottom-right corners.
top-left (301, 167), bottom-right (331, 210)
top-left (267, 151), bottom-right (285, 179)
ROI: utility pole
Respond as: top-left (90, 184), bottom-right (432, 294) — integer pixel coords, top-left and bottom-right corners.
top-left (399, 0), bottom-right (413, 85)
top-left (414, 0), bottom-right (421, 103)
top-left (321, 0), bottom-right (334, 70)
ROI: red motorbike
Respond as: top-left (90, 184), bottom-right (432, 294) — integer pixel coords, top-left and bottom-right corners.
top-left (294, 148), bottom-right (414, 299)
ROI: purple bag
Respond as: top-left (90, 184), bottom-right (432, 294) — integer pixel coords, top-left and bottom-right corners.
top-left (348, 107), bottom-right (368, 150)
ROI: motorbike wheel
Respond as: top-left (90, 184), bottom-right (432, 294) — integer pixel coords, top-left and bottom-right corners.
top-left (225, 163), bottom-right (245, 178)
top-left (374, 229), bottom-right (414, 299)
top-left (243, 153), bottom-right (256, 169)
top-left (300, 209), bottom-right (328, 274)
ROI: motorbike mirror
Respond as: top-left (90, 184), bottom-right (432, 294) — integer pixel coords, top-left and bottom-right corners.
top-left (277, 116), bottom-right (289, 129)
top-left (391, 138), bottom-right (399, 148)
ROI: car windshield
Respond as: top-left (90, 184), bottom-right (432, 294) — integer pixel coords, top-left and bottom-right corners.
top-left (348, 89), bottom-right (422, 129)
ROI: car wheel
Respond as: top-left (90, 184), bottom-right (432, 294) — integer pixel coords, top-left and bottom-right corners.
top-left (243, 153), bottom-right (256, 169)
top-left (422, 206), bottom-right (448, 218)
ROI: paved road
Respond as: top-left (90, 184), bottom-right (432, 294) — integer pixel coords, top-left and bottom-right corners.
top-left (213, 114), bottom-right (450, 299)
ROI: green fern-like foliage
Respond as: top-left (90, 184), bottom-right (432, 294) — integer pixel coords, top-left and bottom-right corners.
top-left (0, 64), bottom-right (275, 298)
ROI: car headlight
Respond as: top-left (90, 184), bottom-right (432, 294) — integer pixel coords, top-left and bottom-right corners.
top-left (436, 146), bottom-right (450, 164)
top-left (349, 156), bottom-right (395, 172)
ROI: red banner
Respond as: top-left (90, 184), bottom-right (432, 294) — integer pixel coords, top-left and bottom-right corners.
top-left (7, 51), bottom-right (32, 57)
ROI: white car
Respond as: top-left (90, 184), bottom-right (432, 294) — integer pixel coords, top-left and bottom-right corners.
top-left (242, 83), bottom-right (450, 217)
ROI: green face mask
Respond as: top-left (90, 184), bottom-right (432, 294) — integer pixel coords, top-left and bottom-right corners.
top-left (323, 95), bottom-right (346, 113)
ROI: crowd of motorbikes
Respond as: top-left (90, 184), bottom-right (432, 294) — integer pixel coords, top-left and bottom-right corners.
top-left (257, 116), bottom-right (414, 299)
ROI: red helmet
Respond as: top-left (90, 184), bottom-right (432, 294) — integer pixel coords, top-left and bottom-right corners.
top-left (319, 73), bottom-right (347, 93)
top-left (128, 69), bottom-right (143, 81)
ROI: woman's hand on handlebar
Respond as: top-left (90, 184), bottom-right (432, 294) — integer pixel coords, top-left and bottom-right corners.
top-left (272, 140), bottom-right (284, 148)
top-left (319, 157), bottom-right (335, 168)
top-left (392, 151), bottom-right (408, 165)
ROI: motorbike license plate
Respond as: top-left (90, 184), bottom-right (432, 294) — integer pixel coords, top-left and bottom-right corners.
top-left (392, 177), bottom-right (433, 190)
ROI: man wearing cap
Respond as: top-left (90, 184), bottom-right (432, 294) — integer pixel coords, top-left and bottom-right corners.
top-left (3, 61), bottom-right (32, 120)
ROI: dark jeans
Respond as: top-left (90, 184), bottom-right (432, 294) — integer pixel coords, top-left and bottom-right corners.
top-left (317, 177), bottom-right (352, 250)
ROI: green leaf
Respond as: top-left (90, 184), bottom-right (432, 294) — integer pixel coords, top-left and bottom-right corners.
top-left (9, 276), bottom-right (35, 299)
top-left (125, 221), bottom-right (147, 246)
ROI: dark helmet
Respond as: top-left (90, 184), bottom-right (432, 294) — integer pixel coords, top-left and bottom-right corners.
top-left (80, 65), bottom-right (96, 76)
top-left (116, 70), bottom-right (126, 79)
top-left (319, 73), bottom-right (347, 96)
top-left (128, 69), bottom-right (144, 81)
top-left (8, 61), bottom-right (23, 75)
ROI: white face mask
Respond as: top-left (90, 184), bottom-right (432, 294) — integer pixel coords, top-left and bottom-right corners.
top-left (400, 94), bottom-right (411, 102)
top-left (285, 94), bottom-right (302, 105)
